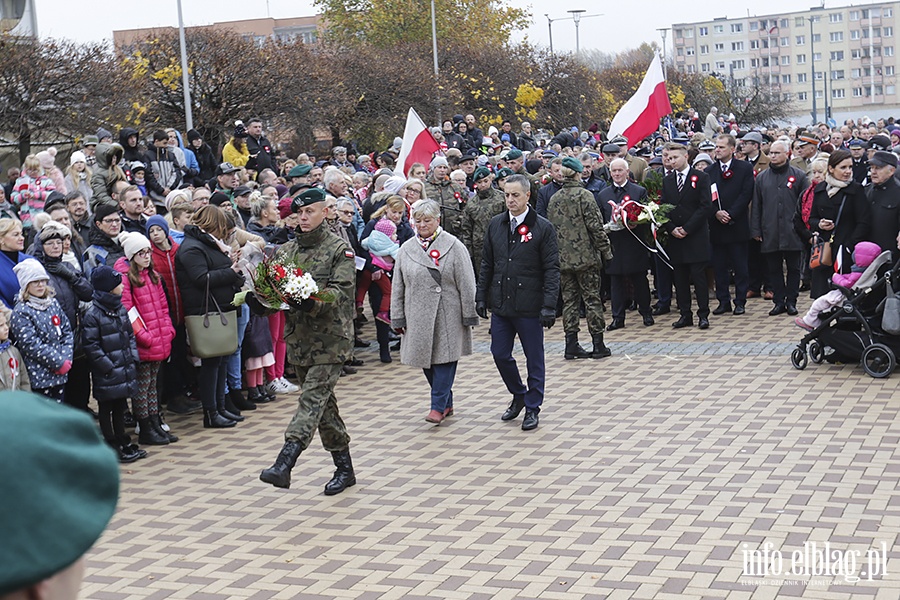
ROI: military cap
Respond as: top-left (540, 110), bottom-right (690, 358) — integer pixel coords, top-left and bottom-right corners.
top-left (472, 166), bottom-right (492, 182)
top-left (602, 143), bottom-right (621, 154)
top-left (869, 151), bottom-right (898, 168)
top-left (291, 187), bottom-right (327, 211)
top-left (561, 156), bottom-right (584, 173)
top-left (216, 162), bottom-right (239, 176)
top-left (672, 134), bottom-right (691, 144)
top-left (541, 149), bottom-right (558, 157)
top-left (233, 185), bottom-right (252, 197)
top-left (609, 134), bottom-right (628, 147)
top-left (848, 138), bottom-right (866, 148)
top-left (0, 392), bottom-right (119, 595)
top-left (505, 148), bottom-right (524, 161)
top-left (495, 167), bottom-right (515, 179)
top-left (698, 140), bottom-right (715, 151)
top-left (649, 156), bottom-right (663, 166)
top-left (636, 146), bottom-right (652, 157)
top-left (868, 135), bottom-right (892, 151)
top-left (796, 133), bottom-right (819, 147)
top-left (742, 131), bottom-right (765, 145)
top-left (289, 164), bottom-right (312, 178)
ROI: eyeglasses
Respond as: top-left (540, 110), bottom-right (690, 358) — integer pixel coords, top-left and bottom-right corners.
top-left (101, 217), bottom-right (121, 225)
top-left (136, 249), bottom-right (152, 256)
top-left (407, 188), bottom-right (422, 195)
top-left (337, 210), bottom-right (355, 216)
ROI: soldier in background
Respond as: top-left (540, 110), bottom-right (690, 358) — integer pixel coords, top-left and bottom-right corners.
top-left (424, 156), bottom-right (468, 238)
top-left (610, 134), bottom-right (647, 183)
top-left (259, 187), bottom-right (358, 496)
top-left (546, 157), bottom-right (613, 360)
top-left (460, 167), bottom-right (506, 279)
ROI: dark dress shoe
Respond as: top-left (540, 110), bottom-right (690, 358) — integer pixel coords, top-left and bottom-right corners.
top-left (698, 317), bottom-right (710, 329)
top-left (354, 337), bottom-right (371, 348)
top-left (712, 302), bottom-right (732, 315)
top-left (642, 314), bottom-right (655, 326)
top-left (652, 305), bottom-right (671, 316)
top-left (347, 358), bottom-right (365, 367)
top-left (606, 319), bottom-right (625, 331)
top-left (769, 304), bottom-right (787, 316)
top-left (501, 395), bottom-right (525, 421)
top-left (220, 409), bottom-right (244, 422)
top-left (521, 411), bottom-right (539, 431)
top-left (672, 315), bottom-right (693, 328)
top-left (733, 304), bottom-right (746, 315)
top-left (785, 303), bottom-right (799, 316)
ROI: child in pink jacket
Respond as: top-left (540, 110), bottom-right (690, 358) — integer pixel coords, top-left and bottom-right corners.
top-left (115, 232), bottom-right (177, 446)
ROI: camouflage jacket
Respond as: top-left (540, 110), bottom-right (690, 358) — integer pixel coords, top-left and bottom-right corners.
top-left (546, 180), bottom-right (613, 271)
top-left (276, 224), bottom-right (355, 366)
top-left (424, 178), bottom-right (469, 238)
top-left (460, 187), bottom-right (506, 264)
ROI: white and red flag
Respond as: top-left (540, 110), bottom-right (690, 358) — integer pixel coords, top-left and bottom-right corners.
top-left (608, 53), bottom-right (673, 146)
top-left (394, 108), bottom-right (441, 177)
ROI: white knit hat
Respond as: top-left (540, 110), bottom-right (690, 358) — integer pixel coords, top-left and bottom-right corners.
top-left (13, 258), bottom-right (49, 292)
top-left (69, 151), bottom-right (86, 166)
top-left (430, 156), bottom-right (449, 169)
top-left (383, 175), bottom-right (407, 195)
top-left (118, 231), bottom-right (151, 260)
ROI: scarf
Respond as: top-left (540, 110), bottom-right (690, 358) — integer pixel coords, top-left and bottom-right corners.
top-left (25, 295), bottom-right (55, 311)
top-left (0, 340), bottom-right (10, 354)
top-left (417, 226), bottom-right (442, 251)
top-left (800, 184), bottom-right (817, 229)
top-left (201, 228), bottom-right (233, 255)
top-left (825, 174), bottom-right (849, 198)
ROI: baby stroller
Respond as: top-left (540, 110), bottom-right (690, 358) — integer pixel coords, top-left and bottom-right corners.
top-left (791, 251), bottom-right (900, 378)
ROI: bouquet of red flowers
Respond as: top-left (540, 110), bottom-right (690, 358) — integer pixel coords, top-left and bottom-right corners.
top-left (235, 245), bottom-right (333, 310)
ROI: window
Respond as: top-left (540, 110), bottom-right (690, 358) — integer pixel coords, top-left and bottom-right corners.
top-left (815, 71), bottom-right (824, 80)
top-left (815, 90), bottom-right (824, 99)
top-left (812, 33), bottom-right (821, 43)
top-left (885, 47), bottom-right (894, 56)
top-left (885, 8), bottom-right (893, 17)
top-left (781, 37), bottom-right (789, 47)
top-left (886, 66), bottom-right (895, 75)
top-left (687, 64), bottom-right (696, 73)
top-left (851, 30), bottom-right (861, 40)
top-left (783, 93), bottom-right (792, 101)
top-left (796, 35), bottom-right (805, 45)
top-left (782, 74), bottom-right (792, 83)
top-left (862, 8), bottom-right (881, 19)
top-left (781, 55), bottom-right (791, 65)
top-left (887, 85), bottom-right (896, 95)
top-left (853, 87), bottom-right (864, 97)
top-left (830, 32), bottom-right (843, 42)
top-left (780, 19), bottom-right (789, 28)
top-left (852, 68), bottom-right (861, 78)
top-left (686, 47), bottom-right (695, 56)
top-left (677, 47), bottom-right (683, 56)
top-left (750, 21), bottom-right (759, 31)
top-left (751, 58), bottom-right (760, 68)
top-left (715, 61), bottom-right (726, 69)
top-left (715, 43), bottom-right (724, 52)
top-left (863, 67), bottom-right (872, 76)
top-left (731, 23), bottom-right (743, 33)
top-left (830, 51), bottom-right (844, 61)
top-left (832, 88), bottom-right (845, 99)
top-left (684, 29), bottom-right (694, 38)
top-left (852, 49), bottom-right (863, 59)
top-left (732, 59), bottom-right (746, 69)
top-left (885, 27), bottom-right (893, 37)
top-left (831, 69), bottom-right (845, 79)
top-left (700, 45), bottom-right (709, 54)
top-left (732, 42), bottom-right (744, 51)
top-left (873, 47), bottom-right (882, 56)
top-left (813, 52), bottom-right (822, 61)
top-left (751, 40), bottom-right (760, 49)
top-left (701, 63), bottom-right (710, 72)
top-left (699, 26), bottom-right (709, 36)
top-left (876, 84), bottom-right (884, 94)
top-left (850, 10), bottom-right (860, 20)
top-left (797, 73), bottom-right (808, 83)
top-left (714, 25), bottom-right (724, 33)
top-left (798, 91), bottom-right (808, 100)
top-left (797, 54), bottom-right (807, 64)
top-left (795, 17), bottom-right (805, 27)
top-left (830, 13), bottom-right (843, 23)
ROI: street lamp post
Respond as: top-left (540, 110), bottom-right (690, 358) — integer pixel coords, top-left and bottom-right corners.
top-left (568, 9), bottom-right (586, 55)
top-left (431, 0), bottom-right (441, 124)
top-left (546, 14), bottom-right (554, 55)
top-left (176, 0), bottom-right (193, 131)
top-left (658, 28), bottom-right (668, 77)
top-left (809, 15), bottom-right (817, 124)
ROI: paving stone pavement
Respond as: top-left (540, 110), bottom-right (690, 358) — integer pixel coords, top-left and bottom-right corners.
top-left (82, 294), bottom-right (900, 600)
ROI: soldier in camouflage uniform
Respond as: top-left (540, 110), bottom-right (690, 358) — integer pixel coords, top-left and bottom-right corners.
top-left (460, 167), bottom-right (506, 278)
top-left (504, 148), bottom-right (541, 206)
top-left (545, 157), bottom-right (614, 360)
top-left (259, 187), bottom-right (359, 496)
top-left (423, 156), bottom-right (468, 238)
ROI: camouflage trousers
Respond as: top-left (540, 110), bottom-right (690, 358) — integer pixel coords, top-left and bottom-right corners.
top-left (284, 363), bottom-right (351, 452)
top-left (561, 268), bottom-right (606, 335)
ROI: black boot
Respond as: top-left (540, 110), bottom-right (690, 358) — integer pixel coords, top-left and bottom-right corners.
top-left (324, 449), bottom-right (357, 496)
top-left (260, 440), bottom-right (303, 488)
top-left (564, 333), bottom-right (591, 360)
top-left (224, 393), bottom-right (243, 418)
top-left (138, 418), bottom-right (169, 445)
top-left (230, 388), bottom-right (257, 411)
top-left (591, 333), bottom-right (612, 359)
top-left (256, 384), bottom-right (276, 403)
top-left (155, 414), bottom-right (178, 443)
top-left (203, 409), bottom-right (236, 428)
top-left (247, 386), bottom-right (264, 405)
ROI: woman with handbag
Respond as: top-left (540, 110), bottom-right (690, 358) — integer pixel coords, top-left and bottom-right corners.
top-left (808, 150), bottom-right (871, 298)
top-left (175, 205), bottom-right (245, 428)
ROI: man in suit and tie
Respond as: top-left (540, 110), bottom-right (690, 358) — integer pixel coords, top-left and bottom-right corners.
top-left (706, 134), bottom-right (755, 316)
top-left (661, 143), bottom-right (713, 329)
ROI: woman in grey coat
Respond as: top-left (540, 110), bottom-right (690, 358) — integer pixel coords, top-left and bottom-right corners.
top-left (391, 200), bottom-right (479, 426)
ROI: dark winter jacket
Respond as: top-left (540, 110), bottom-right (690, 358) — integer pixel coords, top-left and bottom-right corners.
top-left (143, 145), bottom-right (180, 197)
top-left (84, 222), bottom-right (125, 276)
top-left (119, 128), bottom-right (144, 164)
top-left (82, 290), bottom-right (139, 401)
top-left (151, 238), bottom-right (184, 324)
top-left (247, 218), bottom-right (290, 245)
top-left (245, 134), bottom-right (276, 173)
top-left (10, 297), bottom-right (74, 390)
top-left (175, 225), bottom-right (244, 316)
top-left (809, 180), bottom-right (871, 269)
top-left (188, 131), bottom-right (218, 183)
top-left (90, 143), bottom-right (126, 213)
top-left (33, 248), bottom-right (92, 353)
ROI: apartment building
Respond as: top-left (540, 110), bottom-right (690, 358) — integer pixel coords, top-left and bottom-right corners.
top-left (114, 16), bottom-right (321, 50)
top-left (672, 2), bottom-right (900, 123)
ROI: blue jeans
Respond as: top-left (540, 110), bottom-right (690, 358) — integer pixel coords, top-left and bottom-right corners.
top-left (226, 304), bottom-right (250, 392)
top-left (490, 314), bottom-right (545, 412)
top-left (423, 362), bottom-right (458, 412)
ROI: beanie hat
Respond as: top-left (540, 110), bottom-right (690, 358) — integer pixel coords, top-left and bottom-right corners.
top-left (430, 156), bottom-right (449, 169)
top-left (278, 196), bottom-right (294, 220)
top-left (164, 189), bottom-right (191, 212)
top-left (91, 265), bottom-right (122, 293)
top-left (69, 151), bottom-right (86, 166)
top-left (36, 148), bottom-right (57, 170)
top-left (96, 127), bottom-right (113, 141)
top-left (118, 231), bottom-right (151, 260)
top-left (186, 129), bottom-right (202, 144)
top-left (39, 220), bottom-right (72, 244)
top-left (146, 215), bottom-right (170, 238)
top-left (209, 192), bottom-right (231, 207)
top-left (43, 191), bottom-right (66, 213)
top-left (13, 259), bottom-right (49, 292)
top-left (93, 204), bottom-right (118, 224)
top-left (374, 218), bottom-right (397, 238)
top-left (275, 184), bottom-right (288, 199)
top-left (383, 175), bottom-right (406, 195)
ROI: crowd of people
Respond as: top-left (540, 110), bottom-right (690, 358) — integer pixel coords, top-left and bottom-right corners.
top-left (1, 109), bottom-right (899, 487)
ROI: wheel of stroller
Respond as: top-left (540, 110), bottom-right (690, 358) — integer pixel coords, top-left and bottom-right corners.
top-left (862, 343), bottom-right (895, 378)
top-left (791, 347), bottom-right (808, 370)
top-left (809, 340), bottom-right (825, 364)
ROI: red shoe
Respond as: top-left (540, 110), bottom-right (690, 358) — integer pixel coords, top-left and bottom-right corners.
top-left (425, 410), bottom-right (443, 425)
top-left (443, 406), bottom-right (454, 418)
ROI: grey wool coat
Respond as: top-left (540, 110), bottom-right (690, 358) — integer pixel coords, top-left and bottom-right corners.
top-left (391, 230), bottom-right (479, 369)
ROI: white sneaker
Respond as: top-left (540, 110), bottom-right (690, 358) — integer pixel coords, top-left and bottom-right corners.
top-left (279, 377), bottom-right (299, 393)
top-left (266, 379), bottom-right (289, 395)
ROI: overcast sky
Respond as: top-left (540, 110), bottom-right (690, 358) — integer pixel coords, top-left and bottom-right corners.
top-left (34, 0), bottom-right (884, 54)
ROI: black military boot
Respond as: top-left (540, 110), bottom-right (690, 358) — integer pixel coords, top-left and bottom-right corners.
top-left (138, 418), bottom-right (169, 445)
top-left (591, 333), bottom-right (612, 359)
top-left (324, 449), bottom-right (357, 496)
top-left (260, 440), bottom-right (303, 489)
top-left (564, 333), bottom-right (591, 359)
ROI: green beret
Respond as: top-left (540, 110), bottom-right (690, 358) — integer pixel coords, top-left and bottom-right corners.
top-left (288, 164), bottom-right (312, 178)
top-left (472, 166), bottom-right (492, 182)
top-left (291, 187), bottom-right (327, 211)
top-left (505, 148), bottom-right (524, 161)
top-left (0, 392), bottom-right (119, 595)
top-left (496, 167), bottom-right (515, 179)
top-left (561, 156), bottom-right (584, 173)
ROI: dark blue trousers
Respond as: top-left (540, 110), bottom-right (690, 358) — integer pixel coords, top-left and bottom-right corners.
top-left (711, 240), bottom-right (750, 305)
top-left (423, 362), bottom-right (458, 412)
top-left (490, 314), bottom-right (545, 412)
top-left (654, 255), bottom-right (673, 307)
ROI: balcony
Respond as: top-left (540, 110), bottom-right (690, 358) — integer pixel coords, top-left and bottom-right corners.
top-left (861, 16), bottom-right (882, 27)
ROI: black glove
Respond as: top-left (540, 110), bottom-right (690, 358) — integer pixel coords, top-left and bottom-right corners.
top-left (476, 301), bottom-right (488, 319)
top-left (540, 309), bottom-right (556, 329)
top-left (288, 297), bottom-right (316, 313)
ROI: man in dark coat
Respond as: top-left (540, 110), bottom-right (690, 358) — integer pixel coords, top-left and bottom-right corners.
top-left (850, 139), bottom-right (869, 184)
top-left (750, 140), bottom-right (810, 316)
top-left (706, 134), bottom-right (755, 316)
top-left (599, 158), bottom-right (654, 330)
top-left (867, 151), bottom-right (900, 261)
top-left (476, 175), bottom-right (560, 431)
top-left (535, 158), bottom-right (564, 217)
top-left (661, 143), bottom-right (713, 329)
top-left (245, 118), bottom-right (276, 174)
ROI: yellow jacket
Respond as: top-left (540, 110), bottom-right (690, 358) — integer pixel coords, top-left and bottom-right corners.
top-left (222, 142), bottom-right (249, 168)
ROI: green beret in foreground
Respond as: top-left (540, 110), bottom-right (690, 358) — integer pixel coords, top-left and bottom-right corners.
top-left (0, 392), bottom-right (119, 595)
top-left (561, 156), bottom-right (584, 173)
top-left (292, 187), bottom-right (327, 211)
top-left (288, 164), bottom-right (312, 178)
top-left (505, 148), bottom-right (523, 161)
top-left (472, 166), bottom-right (491, 182)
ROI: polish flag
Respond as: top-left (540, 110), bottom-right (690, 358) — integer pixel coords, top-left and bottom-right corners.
top-left (608, 53), bottom-right (673, 147)
top-left (395, 108), bottom-right (441, 177)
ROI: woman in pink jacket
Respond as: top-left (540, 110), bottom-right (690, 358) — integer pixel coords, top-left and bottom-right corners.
top-left (115, 232), bottom-right (177, 447)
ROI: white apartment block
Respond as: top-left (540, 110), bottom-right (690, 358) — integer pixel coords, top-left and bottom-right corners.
top-left (672, 2), bottom-right (900, 123)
